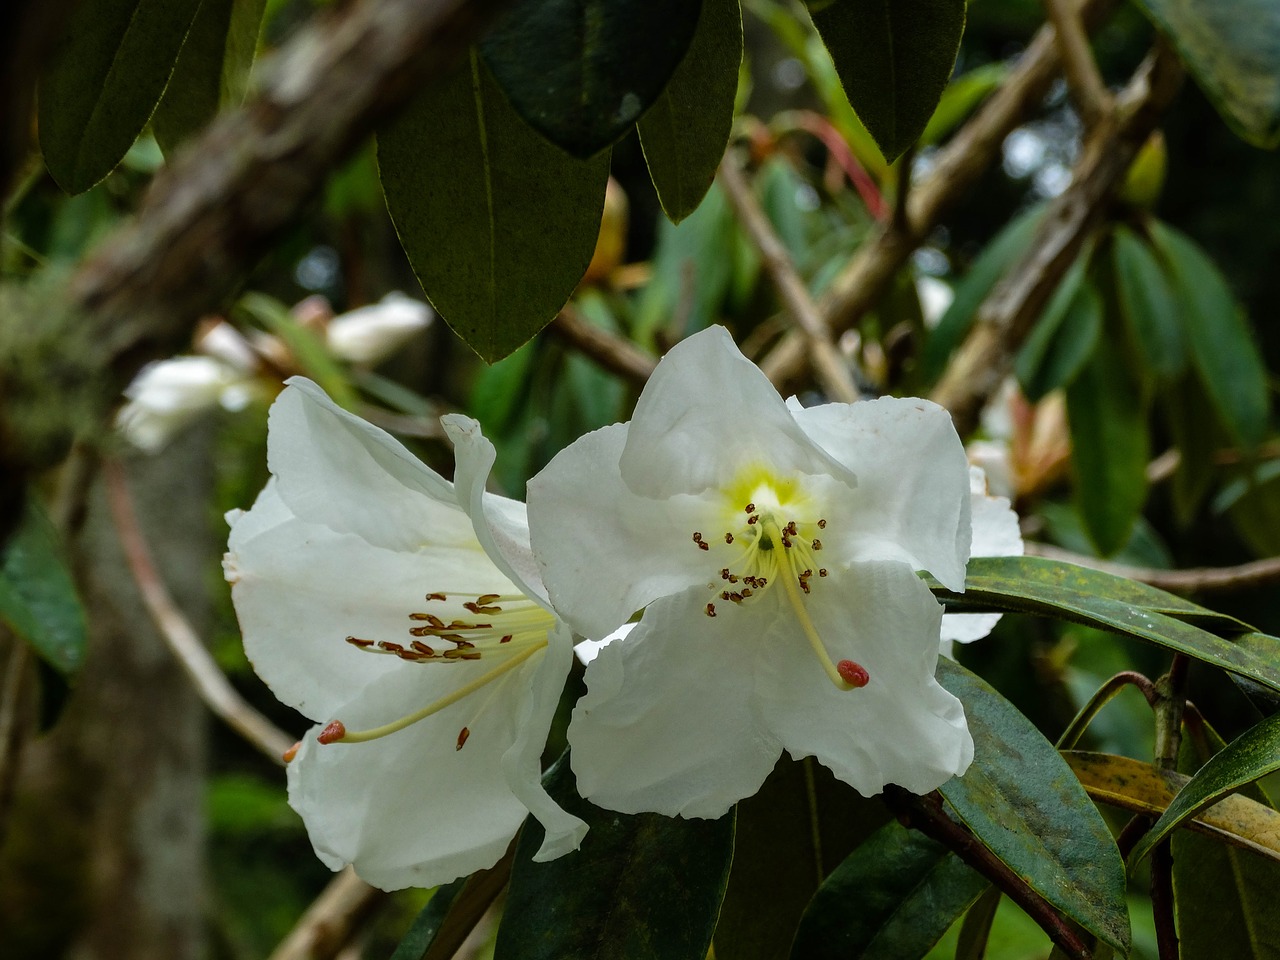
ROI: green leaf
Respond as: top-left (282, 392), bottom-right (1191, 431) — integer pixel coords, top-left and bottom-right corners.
top-left (389, 880), bottom-right (464, 960)
top-left (1150, 220), bottom-right (1269, 450)
top-left (1111, 225), bottom-right (1186, 380)
top-left (1173, 832), bottom-right (1280, 960)
top-left (1132, 711), bottom-right (1280, 864)
top-left (378, 51), bottom-right (609, 362)
top-left (1065, 325), bottom-right (1149, 556)
top-left (791, 820), bottom-right (989, 960)
top-left (638, 0), bottom-right (742, 224)
top-left (38, 0), bottom-right (202, 193)
top-left (481, 0), bottom-right (702, 158)
top-left (936, 659), bottom-right (1131, 954)
top-left (807, 0), bottom-right (967, 162)
top-left (0, 498), bottom-right (87, 676)
top-left (953, 887), bottom-right (1002, 960)
top-left (152, 0), bottom-right (267, 154)
top-left (495, 753), bottom-right (735, 960)
top-left (1162, 374), bottom-right (1222, 526)
top-left (921, 62), bottom-right (1007, 146)
top-left (235, 293), bottom-right (359, 411)
top-left (1015, 265), bottom-right (1101, 402)
top-left (1130, 0), bottom-right (1280, 148)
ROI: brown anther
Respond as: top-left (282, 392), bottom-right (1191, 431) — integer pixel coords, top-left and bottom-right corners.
top-left (345, 636), bottom-right (374, 648)
top-left (464, 601), bottom-right (502, 614)
top-left (813, 539), bottom-right (823, 551)
top-left (800, 569), bottom-right (812, 579)
top-left (817, 519), bottom-right (827, 529)
top-left (729, 592), bottom-right (744, 603)
top-left (456, 727), bottom-right (471, 751)
top-left (728, 574), bottom-right (739, 583)
top-left (725, 532), bottom-right (734, 544)
top-left (706, 603), bottom-right (717, 618)
top-left (786, 521), bottom-right (798, 536)
top-left (747, 515), bottom-right (759, 525)
top-left (500, 635), bottom-right (513, 643)
top-left (745, 502), bottom-right (756, 513)
top-left (721, 568), bottom-right (732, 580)
top-left (411, 641), bottom-right (437, 656)
top-left (781, 535), bottom-right (792, 548)
top-left (741, 588), bottom-right (753, 598)
top-left (476, 594), bottom-right (502, 605)
top-left (692, 532), bottom-right (709, 551)
top-left (425, 592), bottom-right (448, 601)
top-left (721, 591), bottom-right (732, 601)
top-left (453, 639), bottom-right (476, 649)
top-left (379, 641), bottom-right (406, 654)
top-left (282, 741), bottom-right (302, 763)
top-left (799, 579), bottom-right (811, 594)
top-left (819, 568), bottom-right (828, 577)
top-left (318, 720), bottom-right (346, 745)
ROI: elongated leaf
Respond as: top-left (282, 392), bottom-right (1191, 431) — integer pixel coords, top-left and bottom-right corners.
top-left (1173, 832), bottom-right (1280, 960)
top-left (389, 880), bottom-right (464, 960)
top-left (936, 659), bottom-right (1130, 953)
top-left (0, 498), bottom-right (87, 676)
top-left (791, 820), bottom-right (989, 960)
top-left (38, 0), bottom-right (202, 193)
top-left (1064, 751), bottom-right (1280, 863)
top-left (1015, 266), bottom-right (1101, 402)
top-left (638, 0), bottom-right (742, 223)
top-left (1130, 0), bottom-right (1280, 148)
top-left (495, 754), bottom-right (735, 960)
top-left (481, 0), bottom-right (701, 158)
top-left (236, 293), bottom-right (358, 412)
top-left (153, 0), bottom-right (267, 153)
top-left (1132, 711), bottom-right (1280, 864)
top-left (1065, 324), bottom-right (1149, 556)
top-left (921, 63), bottom-right (1007, 146)
top-left (1162, 374), bottom-right (1221, 526)
top-left (1111, 226), bottom-right (1185, 380)
top-left (378, 51), bottom-right (609, 361)
top-left (1151, 221), bottom-right (1269, 450)
top-left (807, 0), bottom-right (967, 161)
top-left (954, 887), bottom-right (1003, 960)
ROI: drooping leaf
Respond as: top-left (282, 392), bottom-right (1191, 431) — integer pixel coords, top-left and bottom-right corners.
top-left (1065, 323), bottom-right (1149, 556)
top-left (481, 0), bottom-right (702, 158)
top-left (791, 819), bottom-right (989, 960)
top-left (806, 0), bottom-right (967, 162)
top-left (1015, 265), bottom-right (1102, 402)
top-left (1162, 374), bottom-right (1222, 526)
top-left (0, 498), bottom-right (87, 676)
top-left (495, 753), bottom-right (735, 960)
top-left (953, 887), bottom-right (1003, 960)
top-left (378, 51), bottom-right (609, 362)
top-left (1150, 220), bottom-right (1269, 450)
top-left (235, 293), bottom-right (359, 411)
top-left (936, 659), bottom-right (1131, 954)
top-left (1219, 460), bottom-right (1280, 559)
top-left (152, 0), bottom-right (268, 154)
top-left (921, 62), bottom-right (1008, 146)
top-left (1172, 832), bottom-right (1280, 960)
top-left (1132, 711), bottom-right (1280, 864)
top-left (1111, 225), bottom-right (1186, 380)
top-left (38, 0), bottom-right (202, 193)
top-left (1130, 0), bottom-right (1280, 148)
top-left (638, 0), bottom-right (743, 223)
top-left (389, 881), bottom-right (464, 960)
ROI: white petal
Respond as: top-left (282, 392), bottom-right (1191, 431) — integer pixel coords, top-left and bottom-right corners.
top-left (790, 397), bottom-right (971, 590)
top-left (574, 622), bottom-right (637, 666)
top-left (287, 665), bottom-right (529, 891)
top-left (618, 326), bottom-right (855, 498)
top-left (325, 292), bottom-right (433, 366)
top-left (267, 378), bottom-right (474, 552)
top-left (568, 588), bottom-right (784, 818)
top-left (757, 562), bottom-right (973, 796)
top-left (942, 467), bottom-right (1023, 645)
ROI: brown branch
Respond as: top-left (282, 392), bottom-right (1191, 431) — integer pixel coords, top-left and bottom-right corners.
top-left (930, 42), bottom-right (1183, 434)
top-left (717, 156), bottom-right (861, 404)
top-left (102, 458), bottom-right (296, 764)
top-left (1043, 0), bottom-right (1113, 127)
top-left (549, 305), bottom-right (657, 388)
top-left (268, 867), bottom-right (384, 960)
top-left (759, 0), bottom-right (1120, 391)
top-left (1025, 542), bottom-right (1280, 595)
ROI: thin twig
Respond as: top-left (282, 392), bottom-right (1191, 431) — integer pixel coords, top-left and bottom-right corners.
top-left (102, 458), bottom-right (295, 764)
top-left (0, 635), bottom-right (32, 852)
top-left (718, 156), bottom-right (861, 404)
top-left (1025, 541), bottom-right (1280, 595)
top-left (1043, 0), bottom-right (1113, 126)
top-left (268, 867), bottom-right (384, 960)
top-left (549, 305), bottom-right (657, 387)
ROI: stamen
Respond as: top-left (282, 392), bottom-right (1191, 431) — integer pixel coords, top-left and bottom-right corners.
top-left (283, 741), bottom-right (302, 763)
top-left (745, 502), bottom-right (756, 514)
top-left (693, 532), bottom-right (709, 551)
top-left (812, 539), bottom-right (822, 551)
top-left (706, 603), bottom-right (717, 618)
top-left (318, 720), bottom-right (346, 744)
top-left (425, 592), bottom-right (448, 601)
top-left (817, 519), bottom-right (826, 529)
top-left (456, 727), bottom-right (471, 751)
top-left (837, 660), bottom-right (870, 688)
top-left (725, 532), bottom-right (734, 544)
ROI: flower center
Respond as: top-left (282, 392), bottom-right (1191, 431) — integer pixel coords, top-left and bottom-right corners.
top-left (310, 592), bottom-right (554, 751)
top-left (692, 479), bottom-right (867, 693)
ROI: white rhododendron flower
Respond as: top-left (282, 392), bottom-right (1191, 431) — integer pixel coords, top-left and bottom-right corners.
top-left (325, 292), bottom-right (433, 366)
top-left (224, 378), bottom-right (585, 890)
top-left (117, 355), bottom-right (255, 452)
top-left (527, 326), bottom-right (982, 818)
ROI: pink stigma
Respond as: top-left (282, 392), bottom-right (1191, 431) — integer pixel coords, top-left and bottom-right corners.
top-left (317, 720), bottom-right (347, 744)
top-left (837, 660), bottom-right (870, 688)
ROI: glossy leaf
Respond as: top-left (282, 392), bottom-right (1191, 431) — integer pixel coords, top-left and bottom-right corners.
top-left (1111, 226), bottom-right (1185, 380)
top-left (791, 820), bottom-right (989, 960)
top-left (495, 754), bottom-right (735, 960)
top-left (481, 0), bottom-right (702, 158)
top-left (1065, 324), bottom-right (1149, 556)
top-left (638, 0), bottom-right (742, 223)
top-left (0, 498), bottom-right (87, 676)
top-left (1130, 0), bottom-right (1280, 148)
top-left (38, 0), bottom-right (202, 193)
top-left (389, 880), bottom-right (464, 960)
top-left (378, 51), bottom-right (609, 361)
top-left (1064, 751), bottom-right (1280, 863)
top-left (1015, 265), bottom-right (1102, 402)
top-left (1173, 832), bottom-right (1280, 960)
top-left (1151, 220), bottom-right (1269, 450)
top-left (807, 0), bottom-right (967, 162)
top-left (153, 0), bottom-right (267, 153)
top-left (936, 659), bottom-right (1130, 954)
top-left (954, 887), bottom-right (1002, 960)
top-left (1132, 711), bottom-right (1280, 864)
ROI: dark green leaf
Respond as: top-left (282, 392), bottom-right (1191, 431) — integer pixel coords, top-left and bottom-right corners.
top-left (807, 0), bottom-right (967, 162)
top-left (1015, 267), bottom-right (1101, 402)
top-left (1162, 374), bottom-right (1222, 526)
top-left (38, 0), bottom-right (202, 193)
top-left (152, 0), bottom-right (267, 154)
top-left (1150, 221), bottom-right (1269, 450)
top-left (378, 51), bottom-right (609, 362)
top-left (637, 0), bottom-right (742, 223)
top-left (791, 820), bottom-right (988, 960)
top-left (1221, 462), bottom-right (1280, 559)
top-left (1130, 0), bottom-right (1280, 148)
top-left (1132, 711), bottom-right (1280, 864)
top-left (921, 63), bottom-right (1007, 146)
top-left (1172, 831), bottom-right (1280, 960)
top-left (1111, 225), bottom-right (1185, 380)
top-left (954, 887), bottom-right (1002, 960)
top-left (716, 756), bottom-right (887, 960)
top-left (0, 498), bottom-right (87, 676)
top-left (495, 753), bottom-right (735, 960)
top-left (1065, 326), bottom-right (1149, 556)
top-left (481, 0), bottom-right (702, 158)
top-left (389, 881), bottom-right (464, 960)
top-left (936, 659), bottom-right (1130, 953)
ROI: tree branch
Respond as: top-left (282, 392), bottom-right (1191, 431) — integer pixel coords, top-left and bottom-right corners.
top-left (1043, 0), bottom-right (1113, 127)
top-left (549, 305), bottom-right (657, 388)
top-left (268, 867), bottom-right (384, 960)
